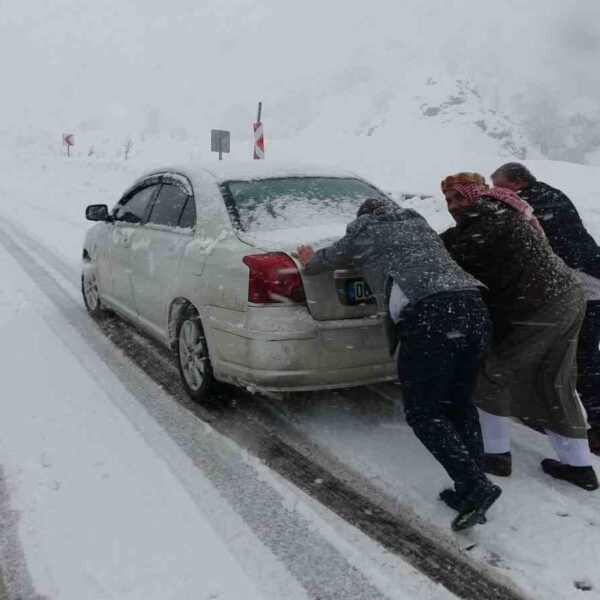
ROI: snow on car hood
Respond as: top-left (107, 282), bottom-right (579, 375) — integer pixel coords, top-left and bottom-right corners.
top-left (237, 222), bottom-right (348, 251)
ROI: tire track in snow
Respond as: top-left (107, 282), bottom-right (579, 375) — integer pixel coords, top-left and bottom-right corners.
top-left (0, 215), bottom-right (530, 600)
top-left (0, 220), bottom-right (393, 600)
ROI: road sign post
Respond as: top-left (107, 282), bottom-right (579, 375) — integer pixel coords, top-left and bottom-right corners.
top-left (211, 129), bottom-right (230, 160)
top-left (62, 133), bottom-right (75, 157)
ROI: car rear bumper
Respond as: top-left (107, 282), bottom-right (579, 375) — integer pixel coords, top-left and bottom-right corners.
top-left (204, 305), bottom-right (396, 391)
top-left (214, 360), bottom-right (397, 391)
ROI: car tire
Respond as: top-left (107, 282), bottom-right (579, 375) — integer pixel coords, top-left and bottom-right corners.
top-left (175, 306), bottom-right (214, 402)
top-left (81, 261), bottom-right (106, 319)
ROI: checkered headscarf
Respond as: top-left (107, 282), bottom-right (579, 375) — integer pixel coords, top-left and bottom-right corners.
top-left (441, 172), bottom-right (545, 237)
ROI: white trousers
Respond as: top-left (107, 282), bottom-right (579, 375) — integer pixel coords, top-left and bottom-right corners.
top-left (478, 409), bottom-right (592, 467)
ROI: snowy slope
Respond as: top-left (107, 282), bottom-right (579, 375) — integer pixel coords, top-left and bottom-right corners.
top-left (2, 0), bottom-right (600, 164)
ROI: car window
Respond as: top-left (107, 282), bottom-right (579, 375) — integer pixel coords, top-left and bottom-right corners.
top-left (222, 177), bottom-right (387, 232)
top-left (147, 184), bottom-right (189, 228)
top-left (178, 197), bottom-right (196, 229)
top-left (114, 185), bottom-right (159, 223)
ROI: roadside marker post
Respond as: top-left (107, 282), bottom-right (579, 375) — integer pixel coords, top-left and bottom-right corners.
top-left (62, 133), bottom-right (75, 157)
top-left (211, 129), bottom-right (230, 161)
top-left (253, 102), bottom-right (264, 159)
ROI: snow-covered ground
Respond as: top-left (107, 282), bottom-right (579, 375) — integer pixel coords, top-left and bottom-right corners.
top-left (0, 151), bottom-right (600, 599)
top-left (4, 1), bottom-right (600, 597)
top-left (271, 390), bottom-right (600, 600)
top-left (0, 239), bottom-right (273, 600)
top-left (0, 154), bottom-right (464, 600)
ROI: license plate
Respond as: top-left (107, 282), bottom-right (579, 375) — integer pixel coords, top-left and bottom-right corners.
top-left (345, 279), bottom-right (373, 304)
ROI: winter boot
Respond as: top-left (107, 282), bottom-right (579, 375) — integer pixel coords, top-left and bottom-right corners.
top-left (440, 489), bottom-right (464, 511)
top-left (451, 480), bottom-right (502, 531)
top-left (439, 489), bottom-right (487, 523)
top-left (541, 459), bottom-right (599, 491)
top-left (484, 452), bottom-right (512, 477)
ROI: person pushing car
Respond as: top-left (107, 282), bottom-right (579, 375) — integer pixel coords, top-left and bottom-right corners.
top-left (294, 196), bottom-right (502, 530)
top-left (492, 163), bottom-right (600, 454)
top-left (440, 172), bottom-right (597, 491)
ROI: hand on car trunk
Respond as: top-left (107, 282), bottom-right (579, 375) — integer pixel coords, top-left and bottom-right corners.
top-left (293, 245), bottom-right (315, 266)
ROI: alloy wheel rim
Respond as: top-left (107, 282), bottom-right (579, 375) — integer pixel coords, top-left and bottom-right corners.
top-left (84, 271), bottom-right (99, 310)
top-left (179, 319), bottom-right (207, 391)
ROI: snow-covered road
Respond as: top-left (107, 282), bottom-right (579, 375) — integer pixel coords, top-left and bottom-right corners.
top-left (0, 173), bottom-right (464, 599)
top-left (0, 214), bottom-right (312, 599)
top-left (0, 155), bottom-right (599, 599)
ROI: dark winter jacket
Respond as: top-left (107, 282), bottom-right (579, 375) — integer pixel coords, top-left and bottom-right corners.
top-left (441, 197), bottom-right (578, 343)
top-left (304, 199), bottom-right (481, 353)
top-left (519, 181), bottom-right (600, 279)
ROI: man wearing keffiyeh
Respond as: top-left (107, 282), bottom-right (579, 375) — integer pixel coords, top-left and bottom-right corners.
top-left (440, 172), bottom-right (598, 491)
top-left (492, 162), bottom-right (600, 454)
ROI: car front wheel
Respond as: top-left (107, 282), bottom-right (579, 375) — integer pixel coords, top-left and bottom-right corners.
top-left (176, 307), bottom-right (214, 401)
top-left (81, 262), bottom-right (105, 319)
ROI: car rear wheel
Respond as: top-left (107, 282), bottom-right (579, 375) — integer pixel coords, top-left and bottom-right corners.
top-left (176, 306), bottom-right (214, 401)
top-left (81, 262), bottom-right (105, 319)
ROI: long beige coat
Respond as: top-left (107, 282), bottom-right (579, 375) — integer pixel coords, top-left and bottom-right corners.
top-left (474, 286), bottom-right (588, 439)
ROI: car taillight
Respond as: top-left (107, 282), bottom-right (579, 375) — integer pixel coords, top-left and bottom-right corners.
top-left (242, 253), bottom-right (306, 304)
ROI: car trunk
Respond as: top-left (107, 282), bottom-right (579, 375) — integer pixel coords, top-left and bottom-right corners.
top-left (298, 267), bottom-right (377, 320)
top-left (238, 229), bottom-right (379, 321)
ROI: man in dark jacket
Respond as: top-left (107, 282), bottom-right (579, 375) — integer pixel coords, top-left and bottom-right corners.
top-left (492, 163), bottom-right (600, 452)
top-left (294, 197), bottom-right (501, 530)
top-left (441, 173), bottom-right (597, 491)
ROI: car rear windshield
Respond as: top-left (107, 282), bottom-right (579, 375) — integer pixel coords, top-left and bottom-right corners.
top-left (222, 177), bottom-right (387, 232)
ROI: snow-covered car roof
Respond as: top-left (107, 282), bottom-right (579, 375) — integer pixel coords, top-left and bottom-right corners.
top-left (137, 161), bottom-right (361, 187)
top-left (198, 161), bottom-right (359, 183)
top-left (127, 161), bottom-right (377, 222)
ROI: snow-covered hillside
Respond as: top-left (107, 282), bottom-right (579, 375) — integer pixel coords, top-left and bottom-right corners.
top-left (2, 0), bottom-right (600, 165)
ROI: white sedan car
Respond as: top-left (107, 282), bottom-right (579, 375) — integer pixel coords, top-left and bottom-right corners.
top-left (82, 162), bottom-right (396, 400)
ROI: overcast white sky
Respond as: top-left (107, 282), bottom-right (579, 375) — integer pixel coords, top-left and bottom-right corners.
top-left (1, 0), bottom-right (599, 145)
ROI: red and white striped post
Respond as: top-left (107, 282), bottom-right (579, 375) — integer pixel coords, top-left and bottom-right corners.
top-left (253, 102), bottom-right (264, 159)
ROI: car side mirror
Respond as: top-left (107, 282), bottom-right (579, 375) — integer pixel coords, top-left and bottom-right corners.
top-left (86, 204), bottom-right (111, 222)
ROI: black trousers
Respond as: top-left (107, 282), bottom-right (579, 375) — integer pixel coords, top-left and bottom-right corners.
top-left (577, 300), bottom-right (600, 429)
top-left (397, 291), bottom-right (492, 493)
